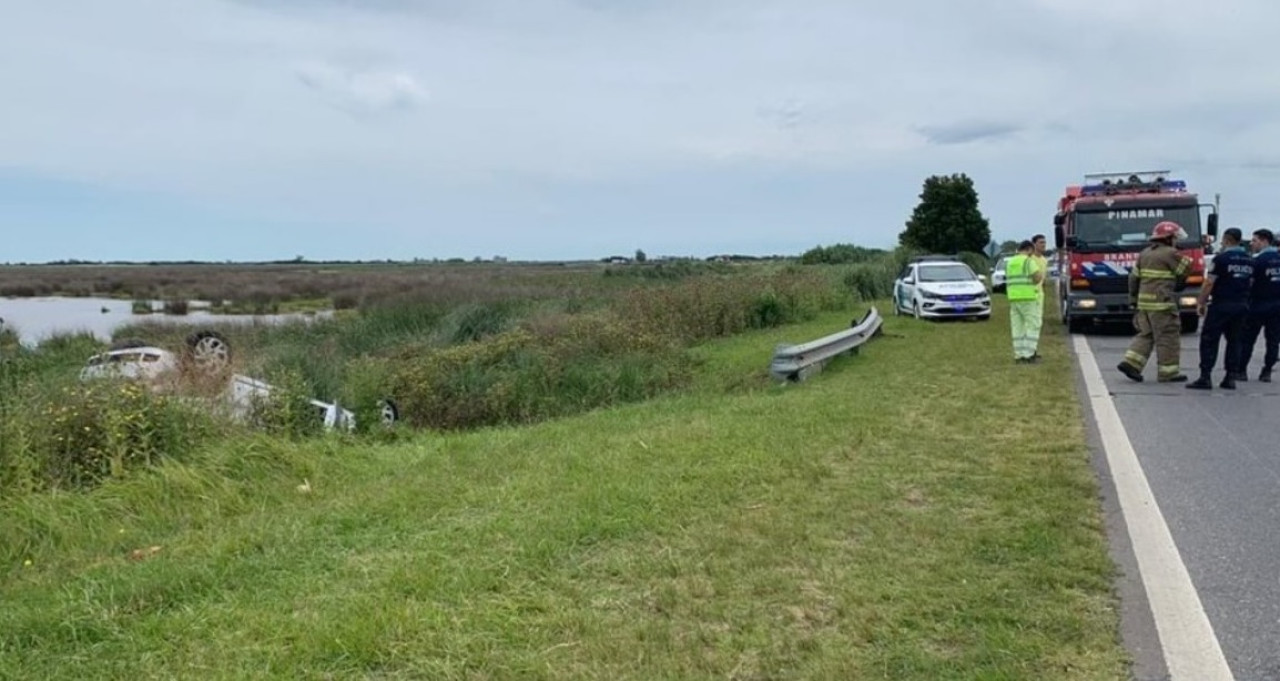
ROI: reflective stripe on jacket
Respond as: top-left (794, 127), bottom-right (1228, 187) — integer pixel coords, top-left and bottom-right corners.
top-left (1128, 243), bottom-right (1190, 311)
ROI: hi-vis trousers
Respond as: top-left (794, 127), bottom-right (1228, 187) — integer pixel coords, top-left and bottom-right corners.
top-left (1010, 299), bottom-right (1043, 360)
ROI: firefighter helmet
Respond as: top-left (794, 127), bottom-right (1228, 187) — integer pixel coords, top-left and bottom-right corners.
top-left (1150, 221), bottom-right (1185, 241)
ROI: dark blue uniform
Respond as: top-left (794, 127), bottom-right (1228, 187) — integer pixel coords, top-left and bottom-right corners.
top-left (1239, 247), bottom-right (1280, 380)
top-left (1200, 246), bottom-right (1253, 378)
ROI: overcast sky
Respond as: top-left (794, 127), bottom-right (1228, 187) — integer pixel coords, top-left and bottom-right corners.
top-left (3, 0), bottom-right (1280, 263)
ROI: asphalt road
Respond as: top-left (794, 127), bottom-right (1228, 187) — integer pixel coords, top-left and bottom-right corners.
top-left (1081, 323), bottom-right (1280, 680)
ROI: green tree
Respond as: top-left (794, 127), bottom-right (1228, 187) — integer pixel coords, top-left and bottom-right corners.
top-left (898, 173), bottom-right (991, 254)
top-left (999, 239), bottom-right (1020, 254)
top-left (635, 248), bottom-right (647, 263)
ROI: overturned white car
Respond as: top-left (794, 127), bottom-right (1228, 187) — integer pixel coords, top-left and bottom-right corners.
top-left (80, 331), bottom-right (398, 431)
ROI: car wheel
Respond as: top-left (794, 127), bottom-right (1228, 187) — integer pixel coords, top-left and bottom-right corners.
top-left (185, 330), bottom-right (231, 374)
top-left (378, 398), bottom-right (400, 426)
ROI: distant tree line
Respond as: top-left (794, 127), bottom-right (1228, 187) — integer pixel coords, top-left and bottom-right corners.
top-left (798, 243), bottom-right (889, 265)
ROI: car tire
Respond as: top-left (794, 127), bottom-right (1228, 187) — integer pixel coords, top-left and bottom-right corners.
top-left (185, 330), bottom-right (232, 373)
top-left (378, 398), bottom-right (400, 426)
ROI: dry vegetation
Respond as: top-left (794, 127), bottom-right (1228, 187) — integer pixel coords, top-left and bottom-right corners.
top-left (0, 261), bottom-right (625, 310)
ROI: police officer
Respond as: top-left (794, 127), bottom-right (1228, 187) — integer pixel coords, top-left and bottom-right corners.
top-left (1237, 228), bottom-right (1280, 382)
top-left (1187, 228), bottom-right (1253, 390)
top-left (1118, 221), bottom-right (1192, 383)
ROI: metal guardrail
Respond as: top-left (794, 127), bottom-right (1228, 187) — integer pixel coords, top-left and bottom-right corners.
top-left (769, 306), bottom-right (884, 382)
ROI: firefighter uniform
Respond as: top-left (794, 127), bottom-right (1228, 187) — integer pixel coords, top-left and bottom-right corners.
top-left (1118, 236), bottom-right (1192, 382)
top-left (1188, 245), bottom-right (1252, 389)
top-left (1239, 246), bottom-right (1280, 381)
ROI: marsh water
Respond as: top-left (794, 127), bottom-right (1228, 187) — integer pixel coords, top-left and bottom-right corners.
top-left (1, 297), bottom-right (329, 347)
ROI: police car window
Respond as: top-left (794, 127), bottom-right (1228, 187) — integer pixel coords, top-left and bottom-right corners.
top-left (918, 264), bottom-right (976, 282)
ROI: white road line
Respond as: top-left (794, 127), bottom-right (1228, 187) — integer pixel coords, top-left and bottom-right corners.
top-left (1072, 335), bottom-right (1234, 680)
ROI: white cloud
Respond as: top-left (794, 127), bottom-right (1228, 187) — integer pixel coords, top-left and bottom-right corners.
top-left (294, 62), bottom-right (427, 115)
top-left (3, 0), bottom-right (1280, 260)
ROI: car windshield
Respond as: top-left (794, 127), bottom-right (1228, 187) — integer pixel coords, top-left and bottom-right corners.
top-left (918, 264), bottom-right (976, 282)
top-left (1073, 205), bottom-right (1201, 248)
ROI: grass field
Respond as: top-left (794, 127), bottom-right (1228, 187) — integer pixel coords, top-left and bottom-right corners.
top-left (0, 298), bottom-right (1129, 680)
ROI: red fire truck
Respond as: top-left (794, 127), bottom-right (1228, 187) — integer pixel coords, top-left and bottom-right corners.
top-left (1053, 170), bottom-right (1219, 334)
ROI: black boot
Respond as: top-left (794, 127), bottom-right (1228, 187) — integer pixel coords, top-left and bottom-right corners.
top-left (1232, 371), bottom-right (1249, 382)
top-left (1117, 362), bottom-right (1144, 382)
top-left (1187, 376), bottom-right (1213, 390)
top-left (1261, 367), bottom-right (1273, 383)
top-left (1220, 374), bottom-right (1237, 390)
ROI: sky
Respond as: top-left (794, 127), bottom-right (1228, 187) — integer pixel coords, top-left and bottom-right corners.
top-left (3, 0), bottom-right (1280, 263)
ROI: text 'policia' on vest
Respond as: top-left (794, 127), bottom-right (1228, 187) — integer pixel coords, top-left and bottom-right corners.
top-left (1053, 170), bottom-right (1219, 335)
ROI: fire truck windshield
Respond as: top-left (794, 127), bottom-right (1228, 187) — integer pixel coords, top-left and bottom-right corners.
top-left (1072, 205), bottom-right (1201, 249)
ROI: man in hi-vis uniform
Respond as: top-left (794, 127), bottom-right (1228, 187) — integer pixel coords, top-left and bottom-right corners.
top-left (1005, 240), bottom-right (1045, 363)
top-left (1117, 221), bottom-right (1192, 383)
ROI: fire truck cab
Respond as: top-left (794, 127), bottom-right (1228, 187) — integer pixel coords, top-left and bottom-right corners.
top-left (1053, 170), bottom-right (1219, 334)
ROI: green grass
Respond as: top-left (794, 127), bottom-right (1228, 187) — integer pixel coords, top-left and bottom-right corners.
top-left (0, 299), bottom-right (1127, 680)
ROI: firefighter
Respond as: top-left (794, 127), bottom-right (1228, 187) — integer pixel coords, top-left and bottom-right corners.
top-left (1238, 228), bottom-right (1280, 382)
top-left (1117, 221), bottom-right (1192, 383)
top-left (1005, 240), bottom-right (1045, 363)
top-left (1187, 228), bottom-right (1252, 390)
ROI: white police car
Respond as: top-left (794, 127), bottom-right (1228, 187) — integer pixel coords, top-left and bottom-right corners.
top-left (989, 254), bottom-right (1011, 293)
top-left (893, 257), bottom-right (992, 321)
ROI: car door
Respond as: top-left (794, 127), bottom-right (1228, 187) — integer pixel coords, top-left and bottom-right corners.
top-left (897, 265), bottom-right (916, 310)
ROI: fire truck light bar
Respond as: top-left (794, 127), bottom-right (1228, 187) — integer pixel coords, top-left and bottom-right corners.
top-left (1080, 178), bottom-right (1186, 196)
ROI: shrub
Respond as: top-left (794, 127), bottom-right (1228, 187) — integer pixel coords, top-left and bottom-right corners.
top-left (799, 243), bottom-right (888, 265)
top-left (443, 303), bottom-right (513, 344)
top-left (618, 271), bottom-right (848, 343)
top-left (842, 261), bottom-right (897, 301)
top-left (957, 251), bottom-right (992, 277)
top-left (332, 292), bottom-right (360, 310)
top-left (0, 379), bottom-right (217, 492)
top-left (163, 299), bottom-right (190, 315)
top-left (241, 368), bottom-right (326, 440)
top-left (383, 314), bottom-right (693, 431)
